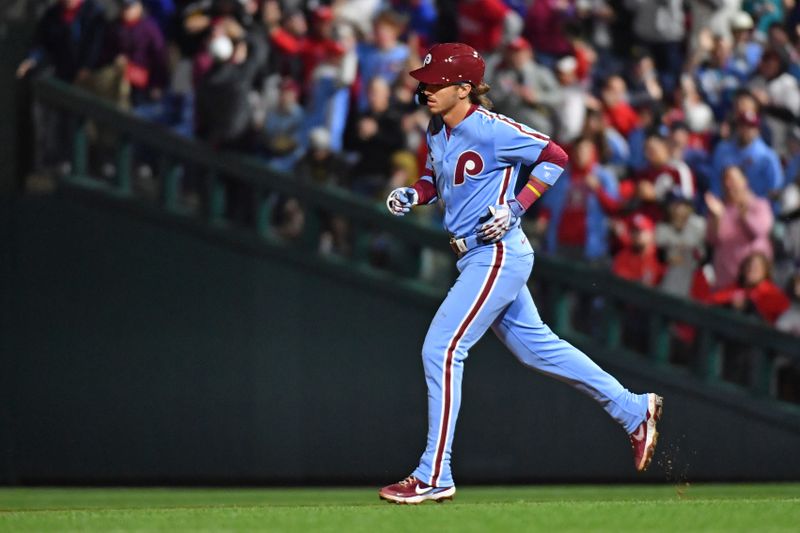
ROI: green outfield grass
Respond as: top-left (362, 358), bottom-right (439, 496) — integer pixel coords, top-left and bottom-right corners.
top-left (0, 484), bottom-right (798, 532)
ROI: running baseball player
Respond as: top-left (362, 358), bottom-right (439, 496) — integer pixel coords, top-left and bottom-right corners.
top-left (380, 43), bottom-right (663, 504)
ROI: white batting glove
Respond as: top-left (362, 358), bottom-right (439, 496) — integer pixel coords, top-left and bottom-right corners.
top-left (476, 203), bottom-right (519, 243)
top-left (386, 187), bottom-right (419, 216)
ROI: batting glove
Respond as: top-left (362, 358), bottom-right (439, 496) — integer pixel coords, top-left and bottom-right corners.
top-left (386, 187), bottom-right (419, 216)
top-left (477, 200), bottom-right (522, 242)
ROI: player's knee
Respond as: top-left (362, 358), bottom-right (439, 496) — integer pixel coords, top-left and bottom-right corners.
top-left (421, 337), bottom-right (447, 367)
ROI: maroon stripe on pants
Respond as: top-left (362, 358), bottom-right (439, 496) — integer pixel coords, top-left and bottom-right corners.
top-left (431, 242), bottom-right (505, 486)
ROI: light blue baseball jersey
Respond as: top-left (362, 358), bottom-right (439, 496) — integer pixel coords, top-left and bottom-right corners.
top-left (418, 106), bottom-right (558, 237)
top-left (408, 105), bottom-right (651, 489)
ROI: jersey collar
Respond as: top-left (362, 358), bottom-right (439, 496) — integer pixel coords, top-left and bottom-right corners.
top-left (445, 104), bottom-right (479, 139)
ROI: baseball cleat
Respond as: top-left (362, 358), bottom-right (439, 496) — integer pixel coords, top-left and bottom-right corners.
top-left (630, 393), bottom-right (663, 472)
top-left (378, 475), bottom-right (456, 504)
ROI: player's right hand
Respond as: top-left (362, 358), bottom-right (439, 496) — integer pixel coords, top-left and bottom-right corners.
top-left (386, 187), bottom-right (418, 216)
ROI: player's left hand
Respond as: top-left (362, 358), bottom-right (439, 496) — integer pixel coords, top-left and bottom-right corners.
top-left (476, 204), bottom-right (518, 243)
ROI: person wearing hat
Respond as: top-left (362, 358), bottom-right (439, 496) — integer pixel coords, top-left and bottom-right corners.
top-left (554, 55), bottom-right (587, 143)
top-left (710, 109), bottom-right (784, 202)
top-left (612, 213), bottom-right (664, 287)
top-left (380, 42), bottom-right (661, 504)
top-left (729, 10), bottom-right (763, 79)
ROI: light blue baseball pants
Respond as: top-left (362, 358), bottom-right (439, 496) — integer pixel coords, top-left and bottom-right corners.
top-left (412, 228), bottom-right (648, 487)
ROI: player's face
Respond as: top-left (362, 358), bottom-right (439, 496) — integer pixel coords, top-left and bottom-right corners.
top-left (422, 83), bottom-right (470, 115)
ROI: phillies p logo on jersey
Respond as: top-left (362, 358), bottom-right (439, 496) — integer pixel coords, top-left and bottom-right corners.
top-left (454, 150), bottom-right (484, 186)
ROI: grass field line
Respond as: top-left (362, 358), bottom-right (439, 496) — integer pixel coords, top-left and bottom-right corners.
top-left (2, 497), bottom-right (799, 515)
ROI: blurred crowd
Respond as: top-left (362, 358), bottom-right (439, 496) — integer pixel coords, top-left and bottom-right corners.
top-left (17, 0), bottom-right (800, 339)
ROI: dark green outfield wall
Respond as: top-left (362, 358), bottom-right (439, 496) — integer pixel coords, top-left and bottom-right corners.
top-left (2, 195), bottom-right (800, 484)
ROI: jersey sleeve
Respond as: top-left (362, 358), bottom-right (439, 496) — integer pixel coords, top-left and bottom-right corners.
top-left (493, 118), bottom-right (553, 181)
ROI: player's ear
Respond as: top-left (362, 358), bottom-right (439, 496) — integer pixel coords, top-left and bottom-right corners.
top-left (457, 83), bottom-right (471, 100)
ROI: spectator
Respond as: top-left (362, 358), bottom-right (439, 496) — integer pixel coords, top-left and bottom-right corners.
top-left (17, 0), bottom-right (107, 172)
top-left (743, 0), bottom-right (784, 38)
top-left (709, 251), bottom-right (790, 324)
top-left (344, 76), bottom-right (405, 197)
top-left (296, 127), bottom-right (352, 255)
top-left (392, 0), bottom-right (438, 47)
top-left (489, 37), bottom-right (561, 136)
top-left (777, 139), bottom-right (800, 266)
top-left (627, 54), bottom-right (663, 108)
top-left (335, 0), bottom-right (383, 38)
top-left (710, 111), bottom-right (784, 201)
top-left (705, 165), bottom-right (775, 289)
top-left (655, 195), bottom-right (707, 297)
top-left (625, 0), bottom-right (685, 95)
top-left (523, 0), bottom-right (576, 68)
top-left (457, 0), bottom-right (517, 55)
top-left (668, 122), bottom-right (711, 197)
top-left (356, 10), bottom-right (409, 112)
top-left (748, 49), bottom-right (800, 159)
top-left (728, 11), bottom-right (763, 80)
top-left (539, 137), bottom-right (619, 261)
top-left (637, 134), bottom-right (695, 213)
top-left (302, 17), bottom-right (358, 153)
top-left (693, 33), bottom-right (740, 121)
top-left (261, 78), bottom-right (304, 172)
top-left (195, 31), bottom-right (267, 149)
top-left (595, 134), bottom-right (690, 227)
top-left (101, 0), bottom-right (170, 108)
top-left (687, 0), bottom-right (740, 48)
top-left (296, 127), bottom-right (349, 188)
top-left (16, 0), bottom-right (106, 83)
top-left (766, 22), bottom-right (800, 80)
top-left (612, 213), bottom-right (664, 287)
top-left (776, 271), bottom-right (800, 334)
top-left (600, 75), bottom-right (639, 138)
top-left (676, 75), bottom-right (715, 139)
top-left (554, 56), bottom-right (587, 144)
top-left (270, 5), bottom-right (344, 95)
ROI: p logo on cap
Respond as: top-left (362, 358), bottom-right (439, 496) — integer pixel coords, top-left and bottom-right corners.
top-left (423, 54), bottom-right (432, 66)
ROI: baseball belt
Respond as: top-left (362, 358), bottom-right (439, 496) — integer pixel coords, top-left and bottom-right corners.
top-left (448, 234), bottom-right (482, 257)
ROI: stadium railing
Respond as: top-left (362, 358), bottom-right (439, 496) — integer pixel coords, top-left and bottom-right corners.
top-left (34, 77), bottom-right (800, 407)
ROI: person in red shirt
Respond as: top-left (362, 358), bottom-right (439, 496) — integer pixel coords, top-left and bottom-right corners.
top-left (268, 5), bottom-right (343, 93)
top-left (601, 75), bottom-right (639, 138)
top-left (523, 0), bottom-right (575, 64)
top-left (612, 214), bottom-right (664, 287)
top-left (709, 252), bottom-right (791, 324)
top-left (457, 0), bottom-right (510, 54)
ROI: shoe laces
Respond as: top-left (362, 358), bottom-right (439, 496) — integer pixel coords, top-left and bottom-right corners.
top-left (398, 475), bottom-right (417, 486)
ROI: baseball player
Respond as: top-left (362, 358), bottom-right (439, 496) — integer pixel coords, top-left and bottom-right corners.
top-left (379, 43), bottom-right (663, 505)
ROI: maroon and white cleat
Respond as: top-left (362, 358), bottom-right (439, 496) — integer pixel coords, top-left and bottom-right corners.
top-left (378, 475), bottom-right (456, 504)
top-left (630, 393), bottom-right (664, 472)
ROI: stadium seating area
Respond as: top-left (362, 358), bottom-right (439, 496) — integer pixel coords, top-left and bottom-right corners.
top-left (16, 0), bottom-right (800, 337)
